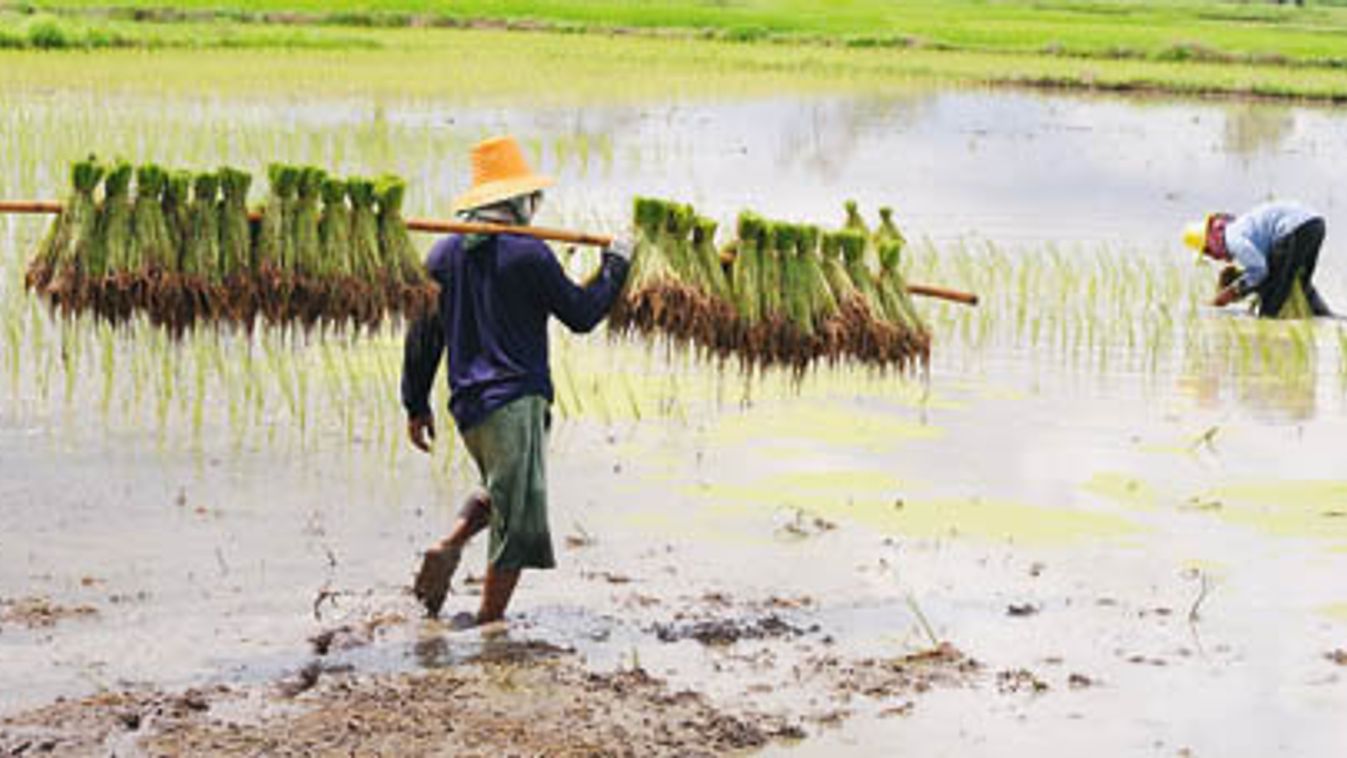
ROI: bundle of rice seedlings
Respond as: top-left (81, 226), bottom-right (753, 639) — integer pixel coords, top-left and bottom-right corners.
top-left (256, 164), bottom-right (298, 324)
top-left (838, 228), bottom-right (904, 366)
top-left (844, 199), bottom-right (870, 237)
top-left (761, 223), bottom-right (789, 326)
top-left (91, 162), bottom-right (135, 322)
top-left (820, 230), bottom-right (870, 359)
top-left (749, 222), bottom-right (794, 364)
top-left (27, 158), bottom-right (101, 297)
top-left (317, 176), bottom-right (357, 327)
top-left (840, 224), bottom-right (883, 314)
top-left (608, 196), bottom-right (659, 333)
top-left (291, 166), bottom-right (325, 328)
top-left (874, 238), bottom-right (930, 364)
top-left (772, 223), bottom-right (813, 370)
top-left (874, 206), bottom-right (906, 252)
top-left (348, 178), bottom-right (385, 330)
top-left (610, 196), bottom-right (680, 339)
top-left (180, 174), bottom-right (219, 280)
top-left (843, 201), bottom-right (919, 361)
top-left (869, 207), bottom-right (929, 364)
top-left (376, 176), bottom-right (437, 322)
top-left (131, 165), bottom-right (179, 330)
top-left (162, 170), bottom-right (192, 261)
top-left (25, 161), bottom-right (448, 334)
top-left (132, 166), bottom-right (175, 276)
top-left (176, 172), bottom-right (222, 332)
top-left (690, 215), bottom-right (738, 355)
top-left (780, 223), bottom-right (814, 337)
top-left (657, 201), bottom-right (713, 344)
top-left (657, 201), bottom-right (701, 290)
top-left (729, 211), bottom-right (765, 332)
top-left (293, 168), bottom-right (323, 276)
top-left (819, 231), bottom-right (856, 305)
top-left (217, 167), bottom-right (254, 325)
top-left (691, 215), bottom-right (731, 301)
top-left (796, 224), bottom-right (842, 358)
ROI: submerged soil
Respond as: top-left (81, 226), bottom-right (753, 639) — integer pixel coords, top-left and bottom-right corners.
top-left (3, 84), bottom-right (1347, 756)
top-left (0, 601), bottom-right (984, 757)
top-left (0, 655), bottom-right (794, 757)
top-left (0, 596), bottom-right (98, 630)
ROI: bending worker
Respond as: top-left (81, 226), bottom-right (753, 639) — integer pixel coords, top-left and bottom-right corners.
top-left (401, 135), bottom-right (631, 623)
top-left (1183, 201), bottom-right (1333, 318)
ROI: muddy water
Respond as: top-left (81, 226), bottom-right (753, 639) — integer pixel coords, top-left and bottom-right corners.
top-left (3, 85), bottom-right (1347, 755)
top-left (3, 87), bottom-right (1346, 259)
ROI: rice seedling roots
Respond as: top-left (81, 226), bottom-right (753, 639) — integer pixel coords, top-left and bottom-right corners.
top-left (23, 159), bottom-right (439, 337)
top-left (609, 197), bottom-right (932, 374)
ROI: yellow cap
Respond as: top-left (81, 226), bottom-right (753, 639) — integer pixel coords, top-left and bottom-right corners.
top-left (1182, 219), bottom-right (1206, 252)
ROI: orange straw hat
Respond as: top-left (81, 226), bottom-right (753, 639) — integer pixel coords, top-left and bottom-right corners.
top-left (451, 136), bottom-right (554, 214)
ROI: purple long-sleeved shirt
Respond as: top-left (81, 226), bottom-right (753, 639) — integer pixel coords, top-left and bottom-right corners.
top-left (402, 233), bottom-right (629, 431)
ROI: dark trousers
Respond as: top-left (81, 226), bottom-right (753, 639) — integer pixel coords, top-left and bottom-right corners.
top-left (1256, 217), bottom-right (1332, 318)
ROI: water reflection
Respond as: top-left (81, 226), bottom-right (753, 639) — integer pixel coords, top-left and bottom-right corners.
top-left (2, 87), bottom-right (1343, 276)
top-left (1222, 102), bottom-right (1296, 158)
top-left (1181, 318), bottom-right (1322, 422)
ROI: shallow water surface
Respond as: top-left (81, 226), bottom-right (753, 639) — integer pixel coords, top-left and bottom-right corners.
top-left (2, 84), bottom-right (1347, 755)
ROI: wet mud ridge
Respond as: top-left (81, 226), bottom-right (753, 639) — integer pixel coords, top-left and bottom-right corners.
top-left (0, 588), bottom-right (992, 756)
top-left (0, 653), bottom-right (801, 757)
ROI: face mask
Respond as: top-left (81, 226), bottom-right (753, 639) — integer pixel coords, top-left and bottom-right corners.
top-left (513, 191), bottom-right (543, 224)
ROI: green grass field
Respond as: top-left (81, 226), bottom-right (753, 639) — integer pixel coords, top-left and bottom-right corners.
top-left (2, 23), bottom-right (1343, 104)
top-left (3, 1), bottom-right (1347, 100)
top-left (17, 0), bottom-right (1347, 62)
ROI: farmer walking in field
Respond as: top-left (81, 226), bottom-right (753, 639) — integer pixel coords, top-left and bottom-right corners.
top-left (1183, 201), bottom-right (1333, 318)
top-left (401, 135), bottom-right (631, 623)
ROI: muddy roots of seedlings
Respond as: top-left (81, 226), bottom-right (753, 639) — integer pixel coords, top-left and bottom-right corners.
top-left (609, 197), bottom-right (931, 374)
top-left (23, 159), bottom-right (439, 337)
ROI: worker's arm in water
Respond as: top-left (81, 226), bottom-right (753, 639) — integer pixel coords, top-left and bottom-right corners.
top-left (528, 237), bottom-right (631, 332)
top-left (1213, 284), bottom-right (1242, 308)
top-left (1222, 219), bottom-right (1269, 295)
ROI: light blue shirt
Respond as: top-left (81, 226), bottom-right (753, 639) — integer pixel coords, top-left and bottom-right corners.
top-left (1223, 201), bottom-right (1319, 292)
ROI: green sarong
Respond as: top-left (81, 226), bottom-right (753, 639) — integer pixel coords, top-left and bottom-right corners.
top-left (462, 394), bottom-right (555, 571)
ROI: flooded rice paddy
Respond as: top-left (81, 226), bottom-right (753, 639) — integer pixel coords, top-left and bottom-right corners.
top-left (2, 83), bottom-right (1346, 755)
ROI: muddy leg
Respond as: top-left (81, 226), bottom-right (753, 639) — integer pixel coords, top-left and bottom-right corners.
top-left (436, 489), bottom-right (492, 551)
top-left (476, 566), bottom-right (522, 624)
top-left (413, 490), bottom-right (491, 618)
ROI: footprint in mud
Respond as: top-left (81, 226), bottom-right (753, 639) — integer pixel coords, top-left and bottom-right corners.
top-left (650, 614), bottom-right (817, 646)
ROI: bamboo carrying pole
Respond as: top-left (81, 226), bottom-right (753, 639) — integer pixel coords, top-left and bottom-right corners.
top-left (0, 200), bottom-right (977, 305)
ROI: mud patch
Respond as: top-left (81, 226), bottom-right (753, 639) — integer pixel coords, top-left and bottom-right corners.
top-left (0, 687), bottom-right (224, 757)
top-left (0, 596), bottom-right (97, 629)
top-left (651, 613), bottom-right (816, 646)
top-left (822, 642), bottom-right (981, 701)
top-left (1, 656), bottom-right (804, 756)
top-left (995, 668), bottom-right (1051, 695)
